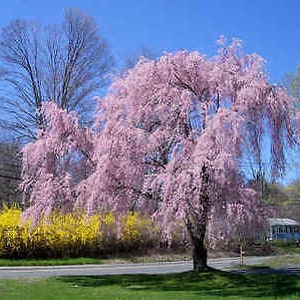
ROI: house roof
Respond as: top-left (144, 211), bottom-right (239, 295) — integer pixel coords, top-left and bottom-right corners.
top-left (269, 218), bottom-right (300, 226)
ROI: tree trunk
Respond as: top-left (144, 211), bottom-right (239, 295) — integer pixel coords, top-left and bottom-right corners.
top-left (187, 164), bottom-right (211, 272)
top-left (186, 218), bottom-right (209, 272)
top-left (192, 234), bottom-right (208, 272)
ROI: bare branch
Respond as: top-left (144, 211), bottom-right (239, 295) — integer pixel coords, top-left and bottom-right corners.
top-left (0, 8), bottom-right (114, 142)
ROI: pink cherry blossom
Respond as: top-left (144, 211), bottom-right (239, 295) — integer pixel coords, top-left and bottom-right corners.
top-left (21, 38), bottom-right (296, 271)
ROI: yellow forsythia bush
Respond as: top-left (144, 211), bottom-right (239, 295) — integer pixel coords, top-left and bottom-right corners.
top-left (120, 213), bottom-right (159, 250)
top-left (0, 204), bottom-right (163, 258)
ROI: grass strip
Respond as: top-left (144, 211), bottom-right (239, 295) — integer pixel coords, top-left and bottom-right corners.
top-left (0, 253), bottom-right (191, 266)
top-left (0, 257), bottom-right (102, 266)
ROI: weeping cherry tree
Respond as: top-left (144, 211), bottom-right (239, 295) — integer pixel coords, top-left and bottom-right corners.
top-left (22, 38), bottom-right (295, 271)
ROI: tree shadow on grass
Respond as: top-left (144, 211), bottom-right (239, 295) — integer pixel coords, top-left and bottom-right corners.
top-left (58, 269), bottom-right (300, 298)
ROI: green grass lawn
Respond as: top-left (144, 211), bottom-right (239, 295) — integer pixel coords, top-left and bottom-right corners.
top-left (0, 257), bottom-right (103, 266)
top-left (0, 253), bottom-right (191, 266)
top-left (270, 241), bottom-right (300, 254)
top-left (227, 254), bottom-right (300, 271)
top-left (0, 270), bottom-right (299, 300)
top-left (261, 254), bottom-right (300, 268)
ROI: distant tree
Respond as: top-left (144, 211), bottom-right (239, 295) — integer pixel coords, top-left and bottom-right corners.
top-left (0, 8), bottom-right (113, 142)
top-left (285, 66), bottom-right (300, 101)
top-left (248, 176), bottom-right (300, 220)
top-left (282, 179), bottom-right (300, 220)
top-left (0, 142), bottom-right (21, 206)
top-left (21, 38), bottom-right (295, 272)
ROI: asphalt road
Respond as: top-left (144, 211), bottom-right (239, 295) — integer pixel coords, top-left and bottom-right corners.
top-left (0, 256), bottom-right (275, 279)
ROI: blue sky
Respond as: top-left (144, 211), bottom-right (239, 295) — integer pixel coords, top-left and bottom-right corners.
top-left (1, 0), bottom-right (300, 182)
top-left (0, 0), bottom-right (299, 83)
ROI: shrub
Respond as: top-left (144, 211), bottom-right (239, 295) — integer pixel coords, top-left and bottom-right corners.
top-left (0, 205), bottom-right (187, 258)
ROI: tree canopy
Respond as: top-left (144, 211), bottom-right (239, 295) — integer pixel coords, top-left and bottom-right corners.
top-left (21, 38), bottom-right (296, 271)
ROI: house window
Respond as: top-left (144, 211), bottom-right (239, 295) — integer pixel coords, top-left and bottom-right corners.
top-left (292, 227), bottom-right (300, 234)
